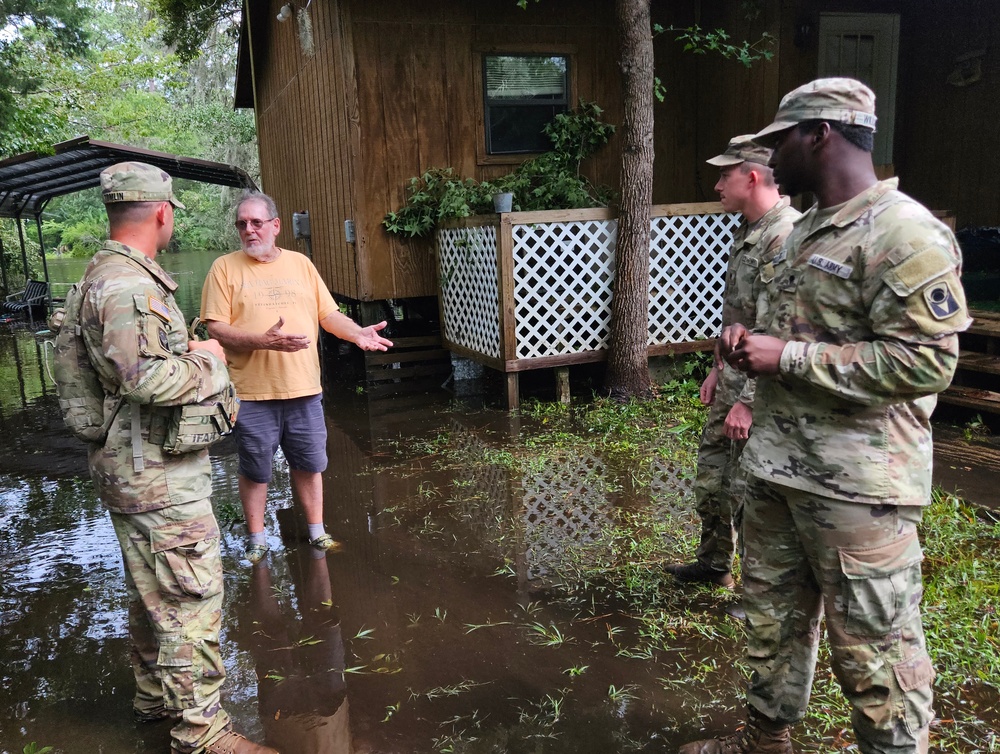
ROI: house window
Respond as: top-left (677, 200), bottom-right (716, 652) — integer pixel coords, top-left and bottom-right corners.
top-left (483, 54), bottom-right (569, 155)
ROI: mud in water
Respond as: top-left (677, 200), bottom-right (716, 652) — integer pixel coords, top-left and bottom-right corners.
top-left (0, 327), bottom-right (997, 753)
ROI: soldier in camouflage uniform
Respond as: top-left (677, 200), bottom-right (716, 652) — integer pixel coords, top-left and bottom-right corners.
top-left (666, 135), bottom-right (799, 589)
top-left (679, 80), bottom-right (970, 754)
top-left (80, 163), bottom-right (277, 754)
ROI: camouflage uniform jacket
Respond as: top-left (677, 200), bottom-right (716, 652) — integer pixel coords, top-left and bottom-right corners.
top-left (742, 179), bottom-right (971, 506)
top-left (81, 241), bottom-right (231, 514)
top-left (717, 197), bottom-right (800, 407)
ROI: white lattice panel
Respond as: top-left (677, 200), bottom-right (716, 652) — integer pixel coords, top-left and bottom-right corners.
top-left (437, 226), bottom-right (501, 359)
top-left (510, 213), bottom-right (738, 360)
top-left (512, 220), bottom-right (618, 359)
top-left (648, 214), bottom-right (738, 344)
top-left (438, 211), bottom-right (738, 364)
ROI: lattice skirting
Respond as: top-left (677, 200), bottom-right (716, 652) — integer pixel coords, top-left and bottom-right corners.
top-left (437, 210), bottom-right (740, 364)
top-left (438, 226), bottom-right (501, 359)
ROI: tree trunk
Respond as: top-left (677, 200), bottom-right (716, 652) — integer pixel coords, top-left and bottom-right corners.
top-left (605, 0), bottom-right (654, 401)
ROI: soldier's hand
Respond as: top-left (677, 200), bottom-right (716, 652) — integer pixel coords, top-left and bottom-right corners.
top-left (719, 324), bottom-right (748, 359)
top-left (727, 334), bottom-right (785, 377)
top-left (724, 401), bottom-right (753, 440)
top-left (700, 365), bottom-right (719, 406)
top-left (263, 317), bottom-right (310, 352)
top-left (190, 338), bottom-right (228, 365)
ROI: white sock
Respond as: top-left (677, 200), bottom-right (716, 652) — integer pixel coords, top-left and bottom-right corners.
top-left (248, 531), bottom-right (267, 547)
top-left (307, 523), bottom-right (326, 541)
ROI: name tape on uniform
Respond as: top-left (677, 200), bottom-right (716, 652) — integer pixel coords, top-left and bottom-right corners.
top-left (808, 254), bottom-right (853, 279)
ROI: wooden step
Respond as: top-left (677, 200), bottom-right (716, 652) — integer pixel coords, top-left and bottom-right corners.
top-left (969, 309), bottom-right (1000, 322)
top-left (363, 333), bottom-right (451, 397)
top-left (962, 308), bottom-right (1000, 336)
top-left (939, 385), bottom-right (1000, 412)
top-left (965, 320), bottom-right (1000, 338)
top-left (957, 351), bottom-right (1000, 376)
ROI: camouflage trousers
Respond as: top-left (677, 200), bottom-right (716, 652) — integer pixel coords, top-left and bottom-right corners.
top-left (110, 498), bottom-right (232, 753)
top-left (742, 478), bottom-right (934, 754)
top-left (691, 392), bottom-right (747, 573)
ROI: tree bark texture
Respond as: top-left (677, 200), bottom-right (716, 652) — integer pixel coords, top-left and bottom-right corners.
top-left (605, 0), bottom-right (654, 400)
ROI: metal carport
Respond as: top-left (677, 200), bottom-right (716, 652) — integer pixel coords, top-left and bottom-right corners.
top-left (0, 135), bottom-right (256, 303)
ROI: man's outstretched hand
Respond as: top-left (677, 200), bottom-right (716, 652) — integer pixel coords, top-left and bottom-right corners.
top-left (352, 320), bottom-right (393, 352)
top-left (263, 317), bottom-right (311, 352)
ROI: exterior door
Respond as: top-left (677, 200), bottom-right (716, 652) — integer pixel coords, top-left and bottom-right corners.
top-left (818, 13), bottom-right (900, 166)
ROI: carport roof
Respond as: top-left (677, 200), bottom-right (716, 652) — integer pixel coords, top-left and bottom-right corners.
top-left (0, 136), bottom-right (257, 219)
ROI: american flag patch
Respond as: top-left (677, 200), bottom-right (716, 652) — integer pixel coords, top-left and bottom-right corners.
top-left (148, 296), bottom-right (172, 322)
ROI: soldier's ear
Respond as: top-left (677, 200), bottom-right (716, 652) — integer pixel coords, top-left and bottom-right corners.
top-left (155, 201), bottom-right (170, 226)
top-left (811, 122), bottom-right (832, 149)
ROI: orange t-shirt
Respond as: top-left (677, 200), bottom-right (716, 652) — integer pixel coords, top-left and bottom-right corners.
top-left (200, 248), bottom-right (338, 400)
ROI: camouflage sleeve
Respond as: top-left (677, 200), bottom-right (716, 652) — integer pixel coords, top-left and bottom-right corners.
top-left (737, 376), bottom-right (756, 406)
top-left (84, 274), bottom-right (230, 406)
top-left (779, 238), bottom-right (970, 405)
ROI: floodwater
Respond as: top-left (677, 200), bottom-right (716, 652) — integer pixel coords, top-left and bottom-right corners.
top-left (0, 325), bottom-right (997, 753)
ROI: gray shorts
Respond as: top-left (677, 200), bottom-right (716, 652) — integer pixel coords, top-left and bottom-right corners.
top-left (235, 395), bottom-right (328, 483)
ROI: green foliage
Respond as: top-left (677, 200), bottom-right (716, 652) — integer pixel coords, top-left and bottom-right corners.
top-left (0, 1), bottom-right (258, 289)
top-left (148, 0), bottom-right (241, 62)
top-left (921, 488), bottom-right (1000, 692)
top-left (22, 743), bottom-right (54, 754)
top-left (656, 24), bottom-right (775, 67)
top-left (0, 219), bottom-right (43, 289)
top-left (41, 191), bottom-right (106, 258)
top-left (0, 0), bottom-right (90, 149)
top-left (653, 23), bottom-right (775, 102)
top-left (383, 101), bottom-right (616, 239)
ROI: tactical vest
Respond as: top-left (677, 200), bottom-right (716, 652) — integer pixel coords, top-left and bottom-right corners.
top-left (49, 252), bottom-right (238, 463)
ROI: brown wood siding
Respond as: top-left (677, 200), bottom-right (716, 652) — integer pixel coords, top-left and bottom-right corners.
top-left (246, 0), bottom-right (998, 305)
top-left (251, 0), bottom-right (361, 300)
top-left (351, 0), bottom-right (622, 301)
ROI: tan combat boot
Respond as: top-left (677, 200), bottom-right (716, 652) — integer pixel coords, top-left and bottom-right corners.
top-left (204, 730), bottom-right (280, 754)
top-left (678, 712), bottom-right (793, 754)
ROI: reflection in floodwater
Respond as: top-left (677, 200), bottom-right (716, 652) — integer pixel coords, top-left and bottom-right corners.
top-left (1, 327), bottom-right (997, 753)
top-left (235, 549), bottom-right (349, 753)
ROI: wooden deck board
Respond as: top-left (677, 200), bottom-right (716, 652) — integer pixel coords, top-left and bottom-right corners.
top-left (939, 385), bottom-right (1000, 411)
top-left (957, 351), bottom-right (1000, 375)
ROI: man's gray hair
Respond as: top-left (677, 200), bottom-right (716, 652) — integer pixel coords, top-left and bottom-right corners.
top-left (235, 191), bottom-right (279, 221)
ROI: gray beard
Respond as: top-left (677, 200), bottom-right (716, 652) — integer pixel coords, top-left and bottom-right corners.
top-left (242, 243), bottom-right (278, 262)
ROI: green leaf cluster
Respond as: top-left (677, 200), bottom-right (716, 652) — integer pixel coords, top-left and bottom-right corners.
top-left (383, 101), bottom-right (616, 239)
top-left (148, 0), bottom-right (241, 62)
top-left (654, 23), bottom-right (775, 67)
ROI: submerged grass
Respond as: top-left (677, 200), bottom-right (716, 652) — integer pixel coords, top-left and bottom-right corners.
top-left (382, 372), bottom-right (1000, 751)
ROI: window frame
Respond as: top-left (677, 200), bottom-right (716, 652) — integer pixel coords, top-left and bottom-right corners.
top-left (475, 44), bottom-right (577, 166)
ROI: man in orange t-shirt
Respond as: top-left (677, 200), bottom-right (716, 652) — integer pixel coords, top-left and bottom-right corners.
top-left (201, 192), bottom-right (392, 564)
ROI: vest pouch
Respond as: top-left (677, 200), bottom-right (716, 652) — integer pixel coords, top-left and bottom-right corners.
top-left (161, 384), bottom-right (240, 455)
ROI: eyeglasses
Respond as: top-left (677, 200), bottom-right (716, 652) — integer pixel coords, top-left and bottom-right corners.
top-left (234, 217), bottom-right (276, 231)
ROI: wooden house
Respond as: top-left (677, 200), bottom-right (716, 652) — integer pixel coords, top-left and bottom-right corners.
top-left (236, 0), bottom-right (999, 310)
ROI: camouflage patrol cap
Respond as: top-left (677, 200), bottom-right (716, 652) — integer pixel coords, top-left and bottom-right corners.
top-left (706, 134), bottom-right (772, 167)
top-left (753, 77), bottom-right (877, 146)
top-left (100, 162), bottom-right (186, 208)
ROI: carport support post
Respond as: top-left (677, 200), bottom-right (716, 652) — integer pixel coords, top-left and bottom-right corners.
top-left (15, 216), bottom-right (29, 286)
top-left (0, 232), bottom-right (9, 292)
top-left (34, 213), bottom-right (51, 301)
